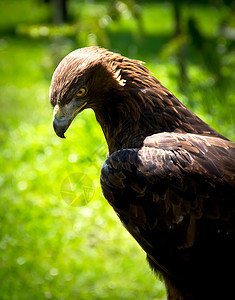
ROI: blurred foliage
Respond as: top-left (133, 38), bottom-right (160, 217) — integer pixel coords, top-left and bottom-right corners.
top-left (0, 0), bottom-right (234, 299)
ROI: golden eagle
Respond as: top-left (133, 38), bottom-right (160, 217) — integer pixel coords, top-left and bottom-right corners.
top-left (50, 47), bottom-right (235, 299)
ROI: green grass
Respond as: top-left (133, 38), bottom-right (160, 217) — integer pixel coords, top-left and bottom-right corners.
top-left (0, 1), bottom-right (234, 299)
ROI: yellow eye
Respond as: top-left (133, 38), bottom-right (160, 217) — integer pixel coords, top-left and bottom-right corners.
top-left (76, 87), bottom-right (87, 98)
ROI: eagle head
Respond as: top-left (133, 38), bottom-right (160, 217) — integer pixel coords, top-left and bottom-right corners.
top-left (49, 47), bottom-right (128, 138)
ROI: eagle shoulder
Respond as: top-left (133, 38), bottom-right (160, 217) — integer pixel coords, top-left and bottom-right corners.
top-left (100, 132), bottom-right (235, 243)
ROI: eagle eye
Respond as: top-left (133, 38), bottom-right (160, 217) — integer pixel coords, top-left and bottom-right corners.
top-left (76, 87), bottom-right (87, 98)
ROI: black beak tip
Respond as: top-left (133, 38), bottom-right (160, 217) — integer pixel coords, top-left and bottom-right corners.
top-left (54, 128), bottom-right (66, 139)
top-left (53, 118), bottom-right (68, 139)
top-left (58, 132), bottom-right (66, 139)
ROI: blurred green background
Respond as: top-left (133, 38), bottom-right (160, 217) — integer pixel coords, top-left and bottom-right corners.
top-left (0, 0), bottom-right (234, 299)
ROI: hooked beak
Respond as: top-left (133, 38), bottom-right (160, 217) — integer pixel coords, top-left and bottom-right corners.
top-left (53, 102), bottom-right (87, 138)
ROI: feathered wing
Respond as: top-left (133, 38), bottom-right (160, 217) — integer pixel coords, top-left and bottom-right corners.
top-left (100, 132), bottom-right (235, 298)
